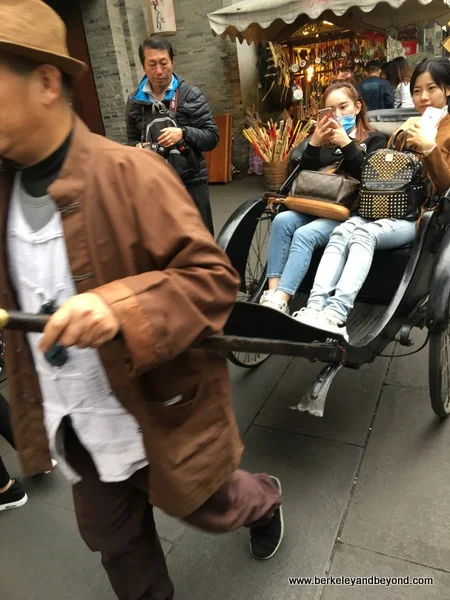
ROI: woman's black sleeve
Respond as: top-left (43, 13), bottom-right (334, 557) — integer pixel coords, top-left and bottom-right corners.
top-left (298, 143), bottom-right (322, 171)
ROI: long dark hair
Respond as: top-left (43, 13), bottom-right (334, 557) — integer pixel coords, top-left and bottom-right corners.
top-left (386, 57), bottom-right (412, 88)
top-left (410, 57), bottom-right (450, 108)
top-left (323, 80), bottom-right (373, 143)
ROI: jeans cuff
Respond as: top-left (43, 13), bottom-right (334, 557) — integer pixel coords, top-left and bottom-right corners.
top-left (307, 300), bottom-right (326, 310)
top-left (276, 286), bottom-right (295, 297)
top-left (267, 273), bottom-right (282, 279)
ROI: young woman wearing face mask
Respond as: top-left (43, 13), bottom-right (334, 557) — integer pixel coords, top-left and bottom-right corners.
top-left (260, 81), bottom-right (386, 314)
top-left (296, 57), bottom-right (450, 336)
top-left (260, 81), bottom-right (386, 312)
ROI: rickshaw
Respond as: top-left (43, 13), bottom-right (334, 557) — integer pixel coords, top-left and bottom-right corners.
top-left (213, 108), bottom-right (450, 418)
top-left (2, 111), bottom-right (450, 420)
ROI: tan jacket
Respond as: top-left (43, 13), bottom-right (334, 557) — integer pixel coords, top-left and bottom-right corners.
top-left (0, 117), bottom-right (243, 517)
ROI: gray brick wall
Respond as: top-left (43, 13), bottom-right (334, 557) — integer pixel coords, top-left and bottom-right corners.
top-left (79, 0), bottom-right (129, 142)
top-left (79, 0), bottom-right (246, 169)
top-left (172, 0), bottom-right (247, 170)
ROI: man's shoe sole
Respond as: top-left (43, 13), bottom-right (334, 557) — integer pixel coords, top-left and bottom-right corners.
top-left (250, 476), bottom-right (284, 560)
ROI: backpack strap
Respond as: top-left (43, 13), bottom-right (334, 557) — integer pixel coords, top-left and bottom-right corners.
top-left (170, 89), bottom-right (179, 112)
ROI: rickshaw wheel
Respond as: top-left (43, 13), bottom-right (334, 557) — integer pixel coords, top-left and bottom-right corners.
top-left (429, 327), bottom-right (450, 417)
top-left (227, 210), bottom-right (272, 368)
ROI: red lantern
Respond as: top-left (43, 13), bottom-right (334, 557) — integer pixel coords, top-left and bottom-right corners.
top-left (375, 33), bottom-right (385, 43)
top-left (365, 31), bottom-right (374, 41)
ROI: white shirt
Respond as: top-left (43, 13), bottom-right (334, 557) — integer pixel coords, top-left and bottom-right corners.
top-left (394, 82), bottom-right (414, 109)
top-left (7, 174), bottom-right (148, 484)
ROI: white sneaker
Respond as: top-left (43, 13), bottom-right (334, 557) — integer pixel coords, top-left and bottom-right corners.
top-left (315, 309), bottom-right (347, 337)
top-left (43, 459), bottom-right (58, 475)
top-left (259, 290), bottom-right (290, 315)
top-left (292, 306), bottom-right (322, 327)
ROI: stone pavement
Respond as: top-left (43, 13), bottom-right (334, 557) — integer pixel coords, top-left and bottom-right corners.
top-left (2, 176), bottom-right (450, 600)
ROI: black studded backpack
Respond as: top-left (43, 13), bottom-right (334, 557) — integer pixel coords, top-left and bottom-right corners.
top-left (358, 131), bottom-right (429, 221)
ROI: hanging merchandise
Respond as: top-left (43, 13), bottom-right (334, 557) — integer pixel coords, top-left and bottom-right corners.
top-left (256, 19), bottom-right (388, 119)
top-left (264, 42), bottom-right (291, 103)
top-left (387, 36), bottom-right (406, 61)
top-left (271, 22), bottom-right (388, 118)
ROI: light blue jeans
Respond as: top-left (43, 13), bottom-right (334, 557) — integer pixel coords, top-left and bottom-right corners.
top-left (267, 210), bottom-right (339, 297)
top-left (307, 216), bottom-right (417, 321)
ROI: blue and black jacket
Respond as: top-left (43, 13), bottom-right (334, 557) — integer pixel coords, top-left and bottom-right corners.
top-left (126, 74), bottom-right (219, 185)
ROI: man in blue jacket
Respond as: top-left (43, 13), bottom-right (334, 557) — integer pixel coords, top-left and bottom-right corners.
top-left (126, 36), bottom-right (218, 234)
top-left (357, 60), bottom-right (395, 111)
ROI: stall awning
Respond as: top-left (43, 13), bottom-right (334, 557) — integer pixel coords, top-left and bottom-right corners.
top-left (208, 0), bottom-right (450, 42)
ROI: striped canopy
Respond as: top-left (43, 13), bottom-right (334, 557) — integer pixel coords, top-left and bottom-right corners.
top-left (208, 0), bottom-right (450, 42)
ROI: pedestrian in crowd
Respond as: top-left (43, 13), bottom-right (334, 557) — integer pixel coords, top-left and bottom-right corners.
top-left (0, 392), bottom-right (27, 510)
top-left (386, 57), bottom-right (414, 108)
top-left (357, 59), bottom-right (395, 111)
top-left (336, 66), bottom-right (356, 86)
top-left (126, 36), bottom-right (218, 235)
top-left (0, 392), bottom-right (57, 511)
top-left (0, 2), bottom-right (283, 599)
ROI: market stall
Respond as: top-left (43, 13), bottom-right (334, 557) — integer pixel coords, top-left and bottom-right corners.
top-left (207, 0), bottom-right (450, 43)
top-left (259, 24), bottom-right (388, 120)
top-left (208, 0), bottom-right (450, 185)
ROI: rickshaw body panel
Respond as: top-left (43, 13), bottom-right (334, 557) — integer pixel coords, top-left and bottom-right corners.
top-left (427, 225), bottom-right (450, 333)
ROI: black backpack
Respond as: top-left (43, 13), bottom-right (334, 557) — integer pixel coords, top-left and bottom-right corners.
top-left (144, 93), bottom-right (200, 183)
top-left (358, 131), bottom-right (428, 220)
top-left (145, 101), bottom-right (178, 144)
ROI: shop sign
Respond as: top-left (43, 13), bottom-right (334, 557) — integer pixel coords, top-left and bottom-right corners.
top-left (146, 0), bottom-right (176, 36)
top-left (401, 40), bottom-right (417, 55)
top-left (443, 36), bottom-right (450, 53)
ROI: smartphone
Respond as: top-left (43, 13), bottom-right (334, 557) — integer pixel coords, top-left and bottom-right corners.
top-left (317, 107), bottom-right (334, 122)
top-left (421, 106), bottom-right (445, 130)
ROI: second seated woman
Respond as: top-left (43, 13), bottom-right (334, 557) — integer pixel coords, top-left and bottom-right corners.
top-left (259, 81), bottom-right (386, 314)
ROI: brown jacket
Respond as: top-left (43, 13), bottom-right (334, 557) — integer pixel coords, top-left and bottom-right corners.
top-left (389, 113), bottom-right (450, 194)
top-left (0, 117), bottom-right (243, 517)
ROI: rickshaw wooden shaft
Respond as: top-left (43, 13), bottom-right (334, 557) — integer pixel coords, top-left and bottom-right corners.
top-left (0, 309), bottom-right (345, 363)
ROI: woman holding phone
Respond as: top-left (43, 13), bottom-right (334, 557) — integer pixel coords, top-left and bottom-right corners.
top-left (260, 81), bottom-right (386, 314)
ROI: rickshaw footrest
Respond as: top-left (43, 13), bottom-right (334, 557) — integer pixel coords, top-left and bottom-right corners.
top-left (289, 363), bottom-right (343, 418)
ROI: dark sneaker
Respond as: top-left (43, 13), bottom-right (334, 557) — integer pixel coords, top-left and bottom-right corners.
top-left (0, 479), bottom-right (28, 512)
top-left (250, 476), bottom-right (284, 560)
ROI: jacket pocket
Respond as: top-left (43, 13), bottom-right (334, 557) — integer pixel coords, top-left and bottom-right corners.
top-left (147, 390), bottom-right (196, 428)
top-left (146, 374), bottom-right (230, 469)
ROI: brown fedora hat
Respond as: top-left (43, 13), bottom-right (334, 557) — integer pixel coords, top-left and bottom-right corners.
top-left (0, 0), bottom-right (87, 80)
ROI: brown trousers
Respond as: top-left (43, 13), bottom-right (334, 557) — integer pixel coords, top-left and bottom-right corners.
top-left (65, 425), bottom-right (281, 600)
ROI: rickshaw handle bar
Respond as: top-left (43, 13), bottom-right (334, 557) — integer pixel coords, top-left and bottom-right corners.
top-left (0, 309), bottom-right (343, 361)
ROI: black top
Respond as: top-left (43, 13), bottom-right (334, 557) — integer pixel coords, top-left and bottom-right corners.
top-left (357, 76), bottom-right (395, 111)
top-left (15, 134), bottom-right (71, 198)
top-left (299, 131), bottom-right (387, 181)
